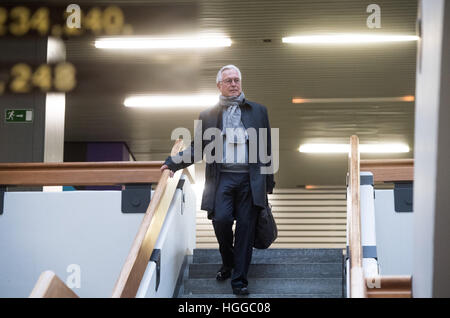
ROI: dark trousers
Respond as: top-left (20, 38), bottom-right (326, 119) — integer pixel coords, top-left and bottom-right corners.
top-left (212, 172), bottom-right (258, 288)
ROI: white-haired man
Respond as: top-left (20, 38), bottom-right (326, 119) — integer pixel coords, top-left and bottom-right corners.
top-left (161, 65), bottom-right (275, 295)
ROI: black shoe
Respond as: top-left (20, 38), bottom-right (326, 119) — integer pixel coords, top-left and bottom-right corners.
top-left (216, 266), bottom-right (232, 281)
top-left (232, 286), bottom-right (250, 296)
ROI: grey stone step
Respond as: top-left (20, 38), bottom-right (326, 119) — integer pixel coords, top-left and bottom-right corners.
top-left (183, 278), bottom-right (342, 295)
top-left (193, 248), bottom-right (343, 264)
top-left (182, 293), bottom-right (342, 298)
top-left (189, 263), bottom-right (342, 279)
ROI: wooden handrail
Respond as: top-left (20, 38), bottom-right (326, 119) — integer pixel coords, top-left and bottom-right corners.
top-left (347, 137), bottom-right (413, 298)
top-left (360, 159), bottom-right (413, 183)
top-left (29, 271), bottom-right (79, 298)
top-left (26, 140), bottom-right (194, 297)
top-left (0, 161), bottom-right (164, 186)
top-left (366, 275), bottom-right (412, 298)
top-left (111, 140), bottom-right (186, 298)
top-left (348, 135), bottom-right (367, 298)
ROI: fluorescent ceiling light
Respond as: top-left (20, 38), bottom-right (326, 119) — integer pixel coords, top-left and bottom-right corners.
top-left (282, 34), bottom-right (419, 44)
top-left (292, 96), bottom-right (415, 104)
top-left (124, 94), bottom-right (219, 108)
top-left (299, 143), bottom-right (410, 153)
top-left (95, 35), bottom-right (232, 50)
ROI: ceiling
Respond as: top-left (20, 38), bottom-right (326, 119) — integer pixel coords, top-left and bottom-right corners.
top-left (59, 0), bottom-right (418, 187)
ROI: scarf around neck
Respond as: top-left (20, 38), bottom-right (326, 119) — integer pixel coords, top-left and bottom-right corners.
top-left (219, 91), bottom-right (245, 132)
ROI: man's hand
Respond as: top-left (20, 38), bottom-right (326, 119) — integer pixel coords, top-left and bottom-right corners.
top-left (160, 164), bottom-right (174, 178)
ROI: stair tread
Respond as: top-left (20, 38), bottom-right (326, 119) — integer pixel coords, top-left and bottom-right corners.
top-left (182, 293), bottom-right (342, 298)
top-left (189, 263), bottom-right (342, 279)
top-left (193, 256), bottom-right (343, 264)
top-left (180, 249), bottom-right (344, 298)
top-left (194, 248), bottom-right (343, 256)
top-left (183, 278), bottom-right (343, 295)
top-left (189, 262), bottom-right (343, 265)
top-left (185, 277), bottom-right (343, 281)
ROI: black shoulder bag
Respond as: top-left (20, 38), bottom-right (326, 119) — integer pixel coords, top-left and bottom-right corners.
top-left (253, 195), bottom-right (278, 249)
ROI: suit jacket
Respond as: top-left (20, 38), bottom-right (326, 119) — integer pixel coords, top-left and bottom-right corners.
top-left (164, 99), bottom-right (275, 219)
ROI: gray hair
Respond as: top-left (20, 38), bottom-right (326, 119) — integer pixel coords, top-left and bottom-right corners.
top-left (216, 64), bottom-right (242, 84)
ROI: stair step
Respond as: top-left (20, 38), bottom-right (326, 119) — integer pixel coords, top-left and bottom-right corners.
top-left (189, 263), bottom-right (342, 279)
top-left (183, 278), bottom-right (342, 295)
top-left (193, 248), bottom-right (343, 264)
top-left (181, 293), bottom-right (342, 298)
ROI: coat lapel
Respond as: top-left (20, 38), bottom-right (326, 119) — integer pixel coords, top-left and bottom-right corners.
top-left (208, 104), bottom-right (223, 132)
top-left (205, 104), bottom-right (219, 129)
top-left (240, 102), bottom-right (254, 129)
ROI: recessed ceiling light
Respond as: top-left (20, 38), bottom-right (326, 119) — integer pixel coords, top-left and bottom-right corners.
top-left (292, 96), bottom-right (415, 103)
top-left (282, 34), bottom-right (419, 44)
top-left (401, 95), bottom-right (415, 102)
top-left (299, 143), bottom-right (410, 153)
top-left (95, 35), bottom-right (232, 50)
top-left (124, 94), bottom-right (219, 108)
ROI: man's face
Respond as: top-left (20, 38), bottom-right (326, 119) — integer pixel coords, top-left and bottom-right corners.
top-left (217, 69), bottom-right (242, 97)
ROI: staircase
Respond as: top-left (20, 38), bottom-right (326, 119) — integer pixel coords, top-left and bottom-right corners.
top-left (196, 188), bottom-right (347, 249)
top-left (177, 248), bottom-right (344, 298)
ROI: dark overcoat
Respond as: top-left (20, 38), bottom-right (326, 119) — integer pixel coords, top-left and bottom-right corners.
top-left (164, 99), bottom-right (275, 219)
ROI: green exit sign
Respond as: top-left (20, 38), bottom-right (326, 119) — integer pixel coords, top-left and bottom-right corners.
top-left (5, 109), bottom-right (33, 123)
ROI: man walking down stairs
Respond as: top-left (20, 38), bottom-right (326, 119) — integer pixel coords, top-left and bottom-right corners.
top-left (176, 248), bottom-right (344, 298)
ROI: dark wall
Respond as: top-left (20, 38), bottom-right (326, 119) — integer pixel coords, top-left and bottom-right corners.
top-left (0, 38), bottom-right (48, 163)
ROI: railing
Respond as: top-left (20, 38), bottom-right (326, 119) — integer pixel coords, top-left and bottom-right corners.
top-left (29, 271), bottom-right (79, 298)
top-left (111, 140), bottom-right (186, 298)
top-left (347, 135), bottom-right (366, 298)
top-left (360, 159), bottom-right (413, 182)
top-left (0, 162), bottom-right (163, 186)
top-left (365, 276), bottom-right (412, 298)
top-left (347, 135), bottom-right (413, 298)
top-left (0, 140), bottom-right (192, 298)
